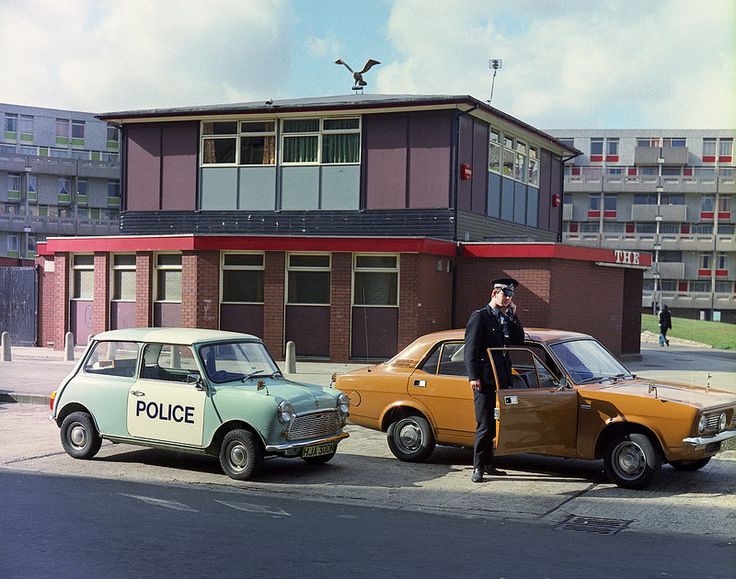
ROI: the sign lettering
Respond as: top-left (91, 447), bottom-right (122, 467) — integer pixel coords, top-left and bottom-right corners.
top-left (614, 250), bottom-right (640, 265)
top-left (136, 400), bottom-right (195, 424)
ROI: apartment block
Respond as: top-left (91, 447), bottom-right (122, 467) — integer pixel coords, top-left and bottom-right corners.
top-left (0, 103), bottom-right (121, 259)
top-left (547, 129), bottom-right (735, 323)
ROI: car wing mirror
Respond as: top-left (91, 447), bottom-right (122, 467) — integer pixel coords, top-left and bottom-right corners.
top-left (186, 372), bottom-right (206, 390)
top-left (556, 376), bottom-right (569, 391)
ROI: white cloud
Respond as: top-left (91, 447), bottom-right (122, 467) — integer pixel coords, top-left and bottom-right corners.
top-left (306, 34), bottom-right (341, 58)
top-left (0, 0), bottom-right (292, 112)
top-left (377, 0), bottom-right (736, 128)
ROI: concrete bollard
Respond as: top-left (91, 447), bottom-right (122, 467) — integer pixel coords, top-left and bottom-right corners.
top-left (1, 331), bottom-right (11, 362)
top-left (64, 332), bottom-right (75, 361)
top-left (285, 341), bottom-right (296, 374)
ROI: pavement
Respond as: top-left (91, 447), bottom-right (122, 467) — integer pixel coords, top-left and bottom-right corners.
top-left (1, 340), bottom-right (735, 542)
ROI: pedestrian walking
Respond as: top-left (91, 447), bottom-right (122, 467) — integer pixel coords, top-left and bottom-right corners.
top-left (659, 304), bottom-right (672, 347)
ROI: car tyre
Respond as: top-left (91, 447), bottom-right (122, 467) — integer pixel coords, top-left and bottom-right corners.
top-left (604, 432), bottom-right (660, 489)
top-left (219, 429), bottom-right (263, 481)
top-left (387, 415), bottom-right (436, 462)
top-left (301, 449), bottom-right (337, 465)
top-left (60, 411), bottom-right (102, 459)
top-left (669, 457), bottom-right (711, 472)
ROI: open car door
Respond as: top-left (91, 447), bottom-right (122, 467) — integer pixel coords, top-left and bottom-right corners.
top-left (491, 346), bottom-right (579, 457)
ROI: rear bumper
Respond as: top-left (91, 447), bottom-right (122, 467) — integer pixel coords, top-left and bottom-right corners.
top-left (682, 429), bottom-right (736, 449)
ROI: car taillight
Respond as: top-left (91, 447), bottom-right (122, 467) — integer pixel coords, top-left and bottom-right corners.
top-left (49, 390), bottom-right (56, 411)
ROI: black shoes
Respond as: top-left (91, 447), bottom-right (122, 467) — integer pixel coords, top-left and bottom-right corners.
top-left (472, 465), bottom-right (507, 482)
top-left (666, 339), bottom-right (670, 346)
top-left (485, 465), bottom-right (507, 476)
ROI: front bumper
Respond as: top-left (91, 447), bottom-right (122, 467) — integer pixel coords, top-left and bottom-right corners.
top-left (265, 431), bottom-right (349, 453)
top-left (682, 429), bottom-right (736, 449)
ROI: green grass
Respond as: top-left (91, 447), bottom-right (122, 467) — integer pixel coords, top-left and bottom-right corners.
top-left (642, 314), bottom-right (736, 350)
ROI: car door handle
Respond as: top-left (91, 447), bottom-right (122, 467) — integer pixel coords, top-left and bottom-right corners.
top-left (131, 390), bottom-right (145, 397)
top-left (413, 380), bottom-right (427, 388)
top-left (504, 395), bottom-right (518, 405)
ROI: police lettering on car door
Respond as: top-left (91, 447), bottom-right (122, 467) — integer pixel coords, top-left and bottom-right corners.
top-left (126, 343), bottom-right (206, 446)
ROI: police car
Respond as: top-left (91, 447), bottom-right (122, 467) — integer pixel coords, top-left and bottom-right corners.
top-left (50, 328), bottom-right (350, 480)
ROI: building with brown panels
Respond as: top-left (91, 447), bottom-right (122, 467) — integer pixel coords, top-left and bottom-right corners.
top-left (36, 95), bottom-right (650, 360)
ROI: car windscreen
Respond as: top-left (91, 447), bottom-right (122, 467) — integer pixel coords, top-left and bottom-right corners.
top-left (550, 339), bottom-right (631, 384)
top-left (198, 341), bottom-right (280, 384)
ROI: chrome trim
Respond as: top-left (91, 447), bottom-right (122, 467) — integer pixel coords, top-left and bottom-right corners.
top-left (682, 429), bottom-right (736, 447)
top-left (265, 431), bottom-right (349, 452)
top-left (580, 403), bottom-right (592, 410)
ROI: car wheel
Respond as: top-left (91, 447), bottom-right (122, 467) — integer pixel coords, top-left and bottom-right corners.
top-left (219, 429), bottom-right (263, 481)
top-left (604, 432), bottom-right (660, 489)
top-left (670, 457), bottom-right (711, 472)
top-left (301, 449), bottom-right (337, 465)
top-left (60, 411), bottom-right (102, 459)
top-left (387, 415), bottom-right (436, 462)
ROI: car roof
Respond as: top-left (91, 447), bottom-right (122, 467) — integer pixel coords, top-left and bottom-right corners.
top-left (91, 327), bottom-right (259, 346)
top-left (387, 327), bottom-right (592, 367)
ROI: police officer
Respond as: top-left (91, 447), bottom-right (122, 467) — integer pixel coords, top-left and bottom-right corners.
top-left (464, 277), bottom-right (525, 483)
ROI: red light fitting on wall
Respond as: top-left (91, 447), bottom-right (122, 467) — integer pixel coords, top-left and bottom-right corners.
top-left (460, 163), bottom-right (472, 180)
top-left (552, 194), bottom-right (561, 207)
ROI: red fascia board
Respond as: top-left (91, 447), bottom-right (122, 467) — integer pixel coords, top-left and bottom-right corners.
top-left (39, 235), bottom-right (458, 257)
top-left (461, 243), bottom-right (652, 267)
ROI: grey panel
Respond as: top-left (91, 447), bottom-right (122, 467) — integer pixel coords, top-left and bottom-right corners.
top-left (526, 187), bottom-right (539, 228)
top-left (456, 210), bottom-right (558, 242)
top-left (239, 166), bottom-right (276, 210)
top-left (0, 267), bottom-right (37, 345)
top-left (487, 173), bottom-right (501, 218)
top-left (281, 166), bottom-right (319, 210)
top-left (320, 165), bottom-right (360, 210)
top-left (500, 177), bottom-right (514, 221)
top-left (514, 181), bottom-right (526, 224)
top-left (200, 168), bottom-right (238, 210)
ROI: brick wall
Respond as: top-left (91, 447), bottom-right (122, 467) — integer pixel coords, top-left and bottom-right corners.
top-left (135, 252), bottom-right (153, 327)
top-left (398, 253), bottom-right (419, 350)
top-left (37, 256), bottom-right (57, 347)
top-left (92, 253), bottom-right (110, 335)
top-left (53, 253), bottom-right (69, 349)
top-left (455, 257), bottom-right (634, 357)
top-left (182, 250), bottom-right (219, 329)
top-left (414, 254), bottom-right (454, 339)
top-left (621, 268), bottom-right (643, 355)
top-left (263, 251), bottom-right (285, 359)
top-left (329, 252), bottom-right (351, 361)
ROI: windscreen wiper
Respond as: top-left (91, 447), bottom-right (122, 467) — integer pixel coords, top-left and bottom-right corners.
top-left (241, 370), bottom-right (281, 382)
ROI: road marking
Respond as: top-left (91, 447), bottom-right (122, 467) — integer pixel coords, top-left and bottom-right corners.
top-left (120, 493), bottom-right (198, 512)
top-left (214, 499), bottom-right (290, 517)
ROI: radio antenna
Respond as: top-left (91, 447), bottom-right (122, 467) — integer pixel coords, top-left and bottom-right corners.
top-left (488, 59), bottom-right (503, 104)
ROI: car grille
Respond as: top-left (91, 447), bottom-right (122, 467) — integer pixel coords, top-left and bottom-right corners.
top-left (703, 413), bottom-right (722, 431)
top-left (287, 410), bottom-right (341, 441)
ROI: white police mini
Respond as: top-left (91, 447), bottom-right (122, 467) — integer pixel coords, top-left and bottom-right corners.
top-left (50, 328), bottom-right (349, 481)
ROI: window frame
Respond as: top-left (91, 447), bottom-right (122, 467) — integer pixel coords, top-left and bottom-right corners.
top-left (154, 252), bottom-right (183, 303)
top-left (352, 253), bottom-right (399, 308)
top-left (286, 252), bottom-right (331, 306)
top-left (220, 251), bottom-right (265, 304)
top-left (111, 253), bottom-right (137, 302)
top-left (71, 253), bottom-right (94, 300)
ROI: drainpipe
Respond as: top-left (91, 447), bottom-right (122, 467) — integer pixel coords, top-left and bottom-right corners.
top-left (450, 105), bottom-right (477, 329)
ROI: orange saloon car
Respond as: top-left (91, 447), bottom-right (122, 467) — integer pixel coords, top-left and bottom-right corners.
top-left (334, 329), bottom-right (736, 489)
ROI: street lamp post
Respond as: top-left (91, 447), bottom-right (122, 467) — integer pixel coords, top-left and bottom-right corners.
top-left (22, 159), bottom-right (32, 259)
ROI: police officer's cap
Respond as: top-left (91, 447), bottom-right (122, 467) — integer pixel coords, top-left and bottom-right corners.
top-left (491, 277), bottom-right (519, 296)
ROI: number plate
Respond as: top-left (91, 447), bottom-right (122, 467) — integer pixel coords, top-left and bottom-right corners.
top-left (302, 443), bottom-right (335, 458)
top-left (721, 436), bottom-right (736, 452)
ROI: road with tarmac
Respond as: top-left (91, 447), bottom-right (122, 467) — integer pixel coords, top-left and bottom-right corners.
top-left (0, 344), bottom-right (734, 577)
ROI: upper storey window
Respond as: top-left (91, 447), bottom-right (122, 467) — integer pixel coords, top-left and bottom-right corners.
top-left (200, 117), bottom-right (360, 166)
top-left (488, 128), bottom-right (539, 186)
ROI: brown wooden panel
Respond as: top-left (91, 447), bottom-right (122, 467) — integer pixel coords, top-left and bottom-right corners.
top-left (285, 305), bottom-right (330, 358)
top-left (69, 300), bottom-right (94, 345)
top-left (153, 302), bottom-right (181, 327)
top-left (220, 304), bottom-right (264, 338)
top-left (351, 307), bottom-right (398, 360)
top-left (110, 302), bottom-right (136, 330)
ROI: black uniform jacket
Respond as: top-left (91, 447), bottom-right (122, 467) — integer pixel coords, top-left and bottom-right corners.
top-left (464, 304), bottom-right (525, 390)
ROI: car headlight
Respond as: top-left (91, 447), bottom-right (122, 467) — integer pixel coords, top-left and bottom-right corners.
top-left (718, 412), bottom-right (727, 432)
top-left (277, 400), bottom-right (295, 424)
top-left (337, 393), bottom-right (350, 420)
top-left (698, 414), bottom-right (707, 433)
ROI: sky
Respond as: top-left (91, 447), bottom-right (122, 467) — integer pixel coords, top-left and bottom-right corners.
top-left (0, 0), bottom-right (734, 129)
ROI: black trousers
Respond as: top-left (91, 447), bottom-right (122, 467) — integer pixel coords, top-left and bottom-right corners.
top-left (472, 385), bottom-right (497, 469)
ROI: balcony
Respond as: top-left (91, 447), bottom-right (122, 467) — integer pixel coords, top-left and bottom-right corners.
top-left (630, 204), bottom-right (688, 221)
top-left (646, 262), bottom-right (685, 279)
top-left (0, 152), bottom-right (119, 179)
top-left (634, 146), bottom-right (688, 166)
top-left (562, 204), bottom-right (572, 221)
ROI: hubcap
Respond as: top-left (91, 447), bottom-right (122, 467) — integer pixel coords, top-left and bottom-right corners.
top-left (613, 441), bottom-right (646, 480)
top-left (398, 421), bottom-right (421, 451)
top-left (69, 423), bottom-right (87, 448)
top-left (228, 442), bottom-right (247, 470)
